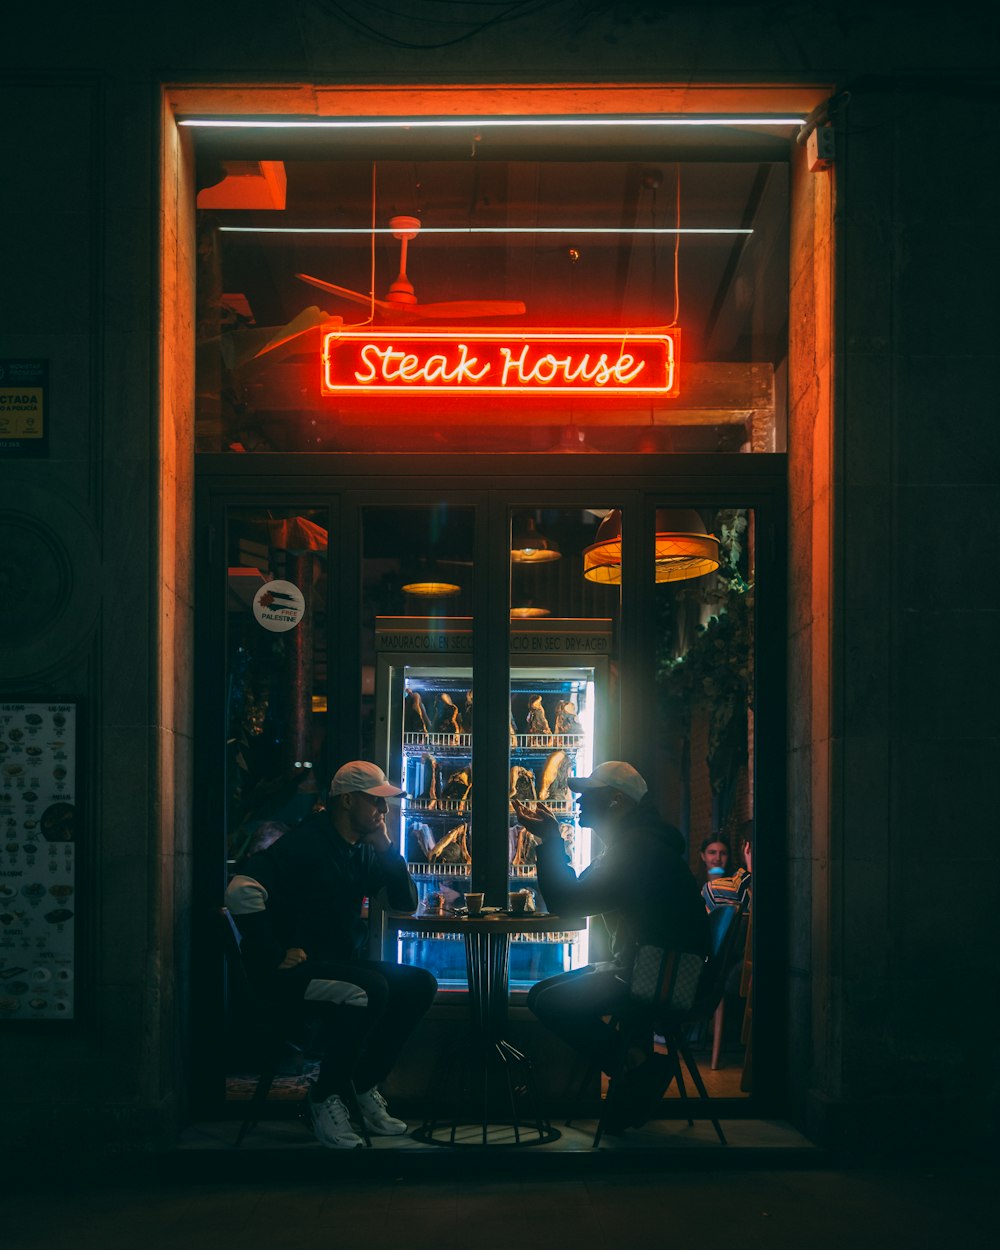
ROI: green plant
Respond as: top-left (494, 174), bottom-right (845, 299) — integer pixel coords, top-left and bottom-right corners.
top-left (656, 510), bottom-right (754, 799)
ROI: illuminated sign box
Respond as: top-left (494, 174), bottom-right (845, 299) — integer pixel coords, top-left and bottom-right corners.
top-left (321, 329), bottom-right (679, 398)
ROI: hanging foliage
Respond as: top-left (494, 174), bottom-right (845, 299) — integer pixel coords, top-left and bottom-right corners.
top-left (656, 509), bottom-right (754, 797)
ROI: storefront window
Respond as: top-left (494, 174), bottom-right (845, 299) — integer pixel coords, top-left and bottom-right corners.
top-left (194, 153), bottom-right (788, 455)
top-left (223, 507), bottom-right (329, 869)
top-left (365, 504), bottom-right (476, 987)
top-left (650, 503), bottom-right (756, 1097)
top-left (505, 507), bottom-right (620, 988)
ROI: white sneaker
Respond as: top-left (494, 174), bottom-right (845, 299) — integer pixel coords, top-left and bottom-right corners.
top-left (309, 1093), bottom-right (364, 1149)
top-left (356, 1086), bottom-right (408, 1136)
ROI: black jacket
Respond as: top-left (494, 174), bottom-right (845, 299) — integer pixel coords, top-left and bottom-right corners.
top-left (231, 811), bottom-right (418, 980)
top-left (535, 798), bottom-right (708, 968)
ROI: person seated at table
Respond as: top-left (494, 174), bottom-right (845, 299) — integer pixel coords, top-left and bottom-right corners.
top-left (698, 833), bottom-right (731, 884)
top-left (225, 761), bottom-right (437, 1149)
top-left (702, 827), bottom-right (753, 911)
top-left (513, 761), bottom-right (707, 1132)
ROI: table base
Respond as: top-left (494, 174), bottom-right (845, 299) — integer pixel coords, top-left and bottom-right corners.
top-left (413, 1035), bottom-right (561, 1148)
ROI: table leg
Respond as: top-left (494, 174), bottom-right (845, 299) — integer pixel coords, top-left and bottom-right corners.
top-left (412, 929), bottom-right (560, 1147)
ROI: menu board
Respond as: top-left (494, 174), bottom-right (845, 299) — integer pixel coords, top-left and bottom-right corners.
top-left (0, 702), bottom-right (77, 1020)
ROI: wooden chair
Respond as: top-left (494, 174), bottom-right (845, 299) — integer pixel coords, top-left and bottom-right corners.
top-left (594, 903), bottom-right (745, 1147)
top-left (217, 906), bottom-right (371, 1148)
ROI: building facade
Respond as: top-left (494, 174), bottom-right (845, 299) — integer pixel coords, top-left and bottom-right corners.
top-left (1, 1), bottom-right (996, 1154)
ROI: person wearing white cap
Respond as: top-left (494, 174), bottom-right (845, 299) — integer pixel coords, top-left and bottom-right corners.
top-left (226, 761), bottom-right (436, 1148)
top-left (513, 760), bottom-right (707, 1133)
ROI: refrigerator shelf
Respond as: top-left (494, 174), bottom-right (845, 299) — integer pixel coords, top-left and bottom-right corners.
top-left (403, 732), bottom-right (473, 751)
top-left (406, 862), bottom-right (472, 877)
top-left (513, 733), bottom-right (585, 751)
top-left (396, 929), bottom-right (580, 945)
top-left (510, 798), bottom-right (575, 815)
top-left (406, 798), bottom-right (471, 815)
top-left (402, 732), bottom-right (585, 753)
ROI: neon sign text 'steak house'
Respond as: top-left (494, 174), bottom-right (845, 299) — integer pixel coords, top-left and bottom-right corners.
top-left (320, 329), bottom-right (680, 397)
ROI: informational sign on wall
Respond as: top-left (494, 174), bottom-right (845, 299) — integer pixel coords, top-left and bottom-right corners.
top-left (0, 359), bottom-right (48, 456)
top-left (0, 701), bottom-right (77, 1020)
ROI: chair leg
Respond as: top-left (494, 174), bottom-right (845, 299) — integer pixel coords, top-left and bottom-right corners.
top-left (677, 1037), bottom-right (727, 1145)
top-left (592, 1064), bottom-right (622, 1148)
top-left (661, 1039), bottom-right (694, 1126)
top-left (711, 999), bottom-right (725, 1070)
top-left (235, 1055), bottom-right (280, 1148)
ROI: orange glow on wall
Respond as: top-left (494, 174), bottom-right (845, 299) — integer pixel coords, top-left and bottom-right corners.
top-left (321, 328), bottom-right (679, 397)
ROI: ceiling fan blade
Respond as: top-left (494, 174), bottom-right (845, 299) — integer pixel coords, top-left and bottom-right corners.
top-left (407, 299), bottom-right (527, 320)
top-left (295, 273), bottom-right (394, 312)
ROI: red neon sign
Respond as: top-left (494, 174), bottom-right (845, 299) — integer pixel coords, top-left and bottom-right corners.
top-left (321, 329), bottom-right (679, 397)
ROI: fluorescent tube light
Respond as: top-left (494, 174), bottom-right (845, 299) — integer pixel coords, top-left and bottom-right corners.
top-left (180, 115), bottom-right (804, 130)
top-left (218, 226), bottom-right (752, 236)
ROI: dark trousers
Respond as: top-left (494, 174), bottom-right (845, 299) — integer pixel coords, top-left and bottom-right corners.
top-left (526, 965), bottom-right (632, 1076)
top-left (287, 960), bottom-right (437, 1100)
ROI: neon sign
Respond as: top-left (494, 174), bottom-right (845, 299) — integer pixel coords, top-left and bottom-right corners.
top-left (321, 329), bottom-right (679, 397)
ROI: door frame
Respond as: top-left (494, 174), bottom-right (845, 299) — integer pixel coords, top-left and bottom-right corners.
top-left (192, 451), bottom-right (786, 1117)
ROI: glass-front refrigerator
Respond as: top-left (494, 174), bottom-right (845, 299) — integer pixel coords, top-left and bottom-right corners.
top-left (374, 616), bottom-right (610, 991)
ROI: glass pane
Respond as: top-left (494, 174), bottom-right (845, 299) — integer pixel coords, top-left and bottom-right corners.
top-left (653, 505), bottom-right (754, 1097)
top-left (223, 506), bottom-right (328, 1103)
top-left (506, 508), bottom-right (621, 990)
top-left (194, 156), bottom-right (787, 456)
top-left (366, 505), bottom-right (475, 990)
top-left (224, 507), bottom-right (328, 868)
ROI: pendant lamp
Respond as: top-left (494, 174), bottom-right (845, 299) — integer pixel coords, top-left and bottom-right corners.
top-left (510, 516), bottom-right (561, 564)
top-left (401, 558), bottom-right (461, 598)
top-left (583, 508), bottom-right (720, 584)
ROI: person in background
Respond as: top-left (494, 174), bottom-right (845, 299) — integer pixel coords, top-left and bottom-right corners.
top-left (225, 761), bottom-right (436, 1149)
top-left (702, 827), bottom-right (753, 911)
top-left (514, 761), bottom-right (708, 1133)
top-left (699, 834), bottom-right (731, 884)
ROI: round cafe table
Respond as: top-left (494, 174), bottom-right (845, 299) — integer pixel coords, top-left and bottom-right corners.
top-left (388, 910), bottom-right (583, 1147)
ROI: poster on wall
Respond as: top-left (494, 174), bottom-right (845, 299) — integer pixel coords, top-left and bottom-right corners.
top-left (0, 359), bottom-right (48, 456)
top-left (0, 701), bottom-right (77, 1020)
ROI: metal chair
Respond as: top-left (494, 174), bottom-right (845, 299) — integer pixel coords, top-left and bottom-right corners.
top-left (594, 903), bottom-right (746, 1147)
top-left (217, 906), bottom-right (371, 1147)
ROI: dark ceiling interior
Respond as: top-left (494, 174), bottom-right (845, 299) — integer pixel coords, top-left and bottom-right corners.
top-left (194, 125), bottom-right (791, 453)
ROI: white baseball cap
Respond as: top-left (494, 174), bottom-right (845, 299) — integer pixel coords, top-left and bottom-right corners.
top-left (569, 761), bottom-right (648, 804)
top-left (330, 761), bottom-right (404, 797)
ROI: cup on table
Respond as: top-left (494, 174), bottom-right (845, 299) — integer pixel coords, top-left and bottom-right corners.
top-left (465, 891), bottom-right (485, 916)
top-left (508, 890), bottom-right (529, 914)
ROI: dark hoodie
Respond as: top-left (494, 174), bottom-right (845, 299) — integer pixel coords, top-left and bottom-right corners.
top-left (228, 809), bottom-right (418, 984)
top-left (535, 796), bottom-right (708, 968)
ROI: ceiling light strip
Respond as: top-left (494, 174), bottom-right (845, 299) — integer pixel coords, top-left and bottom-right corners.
top-left (180, 115), bottom-right (804, 129)
top-left (218, 226), bottom-right (752, 236)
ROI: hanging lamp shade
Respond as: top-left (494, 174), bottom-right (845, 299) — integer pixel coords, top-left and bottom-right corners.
top-left (583, 508), bottom-right (721, 584)
top-left (510, 516), bottom-right (561, 564)
top-left (402, 580), bottom-right (461, 597)
top-left (401, 557), bottom-right (461, 598)
top-left (510, 605), bottom-right (551, 618)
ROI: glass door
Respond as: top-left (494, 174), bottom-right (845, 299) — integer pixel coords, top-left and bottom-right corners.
top-left (504, 506), bottom-right (622, 989)
top-left (365, 503), bottom-right (477, 989)
top-left (196, 463), bottom-right (785, 1114)
top-left (223, 506), bottom-right (330, 869)
top-left (645, 500), bottom-right (763, 1102)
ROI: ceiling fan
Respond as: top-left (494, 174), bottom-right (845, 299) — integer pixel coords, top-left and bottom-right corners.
top-left (296, 215), bottom-right (526, 323)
